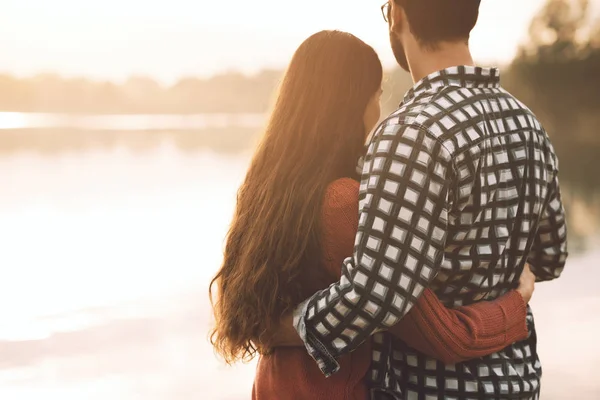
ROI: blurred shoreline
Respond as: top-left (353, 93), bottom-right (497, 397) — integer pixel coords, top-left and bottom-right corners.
top-left (0, 112), bottom-right (265, 155)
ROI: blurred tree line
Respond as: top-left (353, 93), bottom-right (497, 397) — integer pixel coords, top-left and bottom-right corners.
top-left (501, 0), bottom-right (600, 248)
top-left (0, 1), bottom-right (596, 122)
top-left (0, 70), bottom-right (282, 114)
top-left (504, 0), bottom-right (600, 191)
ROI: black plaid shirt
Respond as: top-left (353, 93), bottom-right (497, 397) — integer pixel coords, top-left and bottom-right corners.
top-left (293, 66), bottom-right (568, 399)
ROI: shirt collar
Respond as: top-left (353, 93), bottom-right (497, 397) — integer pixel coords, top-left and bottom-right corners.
top-left (402, 65), bottom-right (501, 104)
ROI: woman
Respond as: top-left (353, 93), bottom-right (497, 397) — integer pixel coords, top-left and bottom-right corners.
top-left (210, 31), bottom-right (533, 399)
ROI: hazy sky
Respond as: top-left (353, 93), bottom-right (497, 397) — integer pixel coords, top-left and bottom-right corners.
top-left (0, 0), bottom-right (559, 83)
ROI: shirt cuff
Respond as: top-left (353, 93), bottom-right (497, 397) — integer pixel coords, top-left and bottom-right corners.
top-left (292, 298), bottom-right (341, 377)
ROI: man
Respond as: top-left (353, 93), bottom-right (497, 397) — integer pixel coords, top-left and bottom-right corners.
top-left (277, 0), bottom-right (568, 398)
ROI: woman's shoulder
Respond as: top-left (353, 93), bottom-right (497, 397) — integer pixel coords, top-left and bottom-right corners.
top-left (325, 178), bottom-right (359, 202)
top-left (323, 178), bottom-right (359, 216)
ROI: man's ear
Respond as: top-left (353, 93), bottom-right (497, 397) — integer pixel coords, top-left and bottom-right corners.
top-left (389, 3), bottom-right (406, 35)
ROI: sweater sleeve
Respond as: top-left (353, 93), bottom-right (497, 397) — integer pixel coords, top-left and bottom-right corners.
top-left (321, 178), bottom-right (362, 281)
top-left (387, 289), bottom-right (528, 364)
top-left (322, 178), bottom-right (529, 365)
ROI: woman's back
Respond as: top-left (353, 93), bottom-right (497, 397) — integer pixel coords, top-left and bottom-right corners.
top-left (253, 178), bottom-right (370, 400)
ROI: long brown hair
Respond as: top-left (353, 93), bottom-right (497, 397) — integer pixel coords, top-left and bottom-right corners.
top-left (210, 30), bottom-right (382, 364)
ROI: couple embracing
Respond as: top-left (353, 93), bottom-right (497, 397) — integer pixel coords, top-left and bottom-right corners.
top-left (211, 1), bottom-right (568, 399)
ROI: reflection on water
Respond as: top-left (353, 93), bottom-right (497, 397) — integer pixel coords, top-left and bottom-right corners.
top-left (0, 147), bottom-right (249, 332)
top-left (0, 147), bottom-right (257, 399)
top-left (0, 145), bottom-right (598, 399)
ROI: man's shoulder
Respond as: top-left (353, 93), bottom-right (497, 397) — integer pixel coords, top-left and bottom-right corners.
top-left (382, 85), bottom-right (551, 156)
top-left (376, 89), bottom-right (461, 156)
top-left (384, 86), bottom-right (464, 131)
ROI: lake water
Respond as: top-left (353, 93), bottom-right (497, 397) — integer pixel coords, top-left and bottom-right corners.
top-left (0, 147), bottom-right (259, 400)
top-left (0, 140), bottom-right (599, 399)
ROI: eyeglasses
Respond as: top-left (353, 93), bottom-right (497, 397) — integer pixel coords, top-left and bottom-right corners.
top-left (381, 1), bottom-right (390, 23)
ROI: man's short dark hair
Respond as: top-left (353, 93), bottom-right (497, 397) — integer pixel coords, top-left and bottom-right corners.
top-left (395, 0), bottom-right (481, 47)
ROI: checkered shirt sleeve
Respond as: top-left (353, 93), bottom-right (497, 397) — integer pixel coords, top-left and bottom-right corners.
top-left (293, 122), bottom-right (455, 376)
top-left (527, 170), bottom-right (568, 281)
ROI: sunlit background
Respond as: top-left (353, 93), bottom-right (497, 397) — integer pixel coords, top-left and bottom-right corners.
top-left (0, 1), bottom-right (599, 399)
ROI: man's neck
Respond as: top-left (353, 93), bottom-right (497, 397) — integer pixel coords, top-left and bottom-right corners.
top-left (408, 41), bottom-right (475, 83)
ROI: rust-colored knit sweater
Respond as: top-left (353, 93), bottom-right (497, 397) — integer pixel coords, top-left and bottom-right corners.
top-left (253, 178), bottom-right (528, 400)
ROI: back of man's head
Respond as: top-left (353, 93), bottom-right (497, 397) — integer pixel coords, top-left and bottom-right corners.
top-left (395, 0), bottom-right (481, 47)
